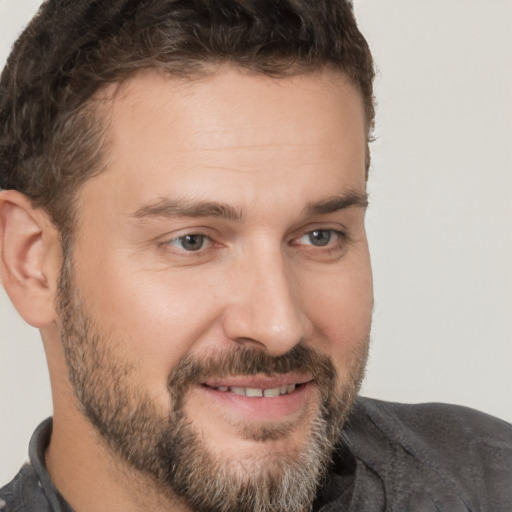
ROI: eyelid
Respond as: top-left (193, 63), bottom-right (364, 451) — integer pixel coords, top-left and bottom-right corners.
top-left (167, 233), bottom-right (211, 250)
top-left (291, 227), bottom-right (348, 246)
top-left (159, 229), bottom-right (218, 255)
top-left (289, 229), bottom-right (350, 264)
top-left (158, 224), bottom-right (215, 242)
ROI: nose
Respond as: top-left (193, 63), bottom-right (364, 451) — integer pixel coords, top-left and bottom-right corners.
top-left (221, 244), bottom-right (312, 356)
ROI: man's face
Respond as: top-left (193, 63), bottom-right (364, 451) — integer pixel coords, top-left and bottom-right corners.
top-left (57, 67), bottom-right (373, 511)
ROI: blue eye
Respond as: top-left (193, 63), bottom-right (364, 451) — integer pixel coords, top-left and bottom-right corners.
top-left (293, 229), bottom-right (347, 252)
top-left (171, 234), bottom-right (207, 251)
top-left (307, 230), bottom-right (333, 247)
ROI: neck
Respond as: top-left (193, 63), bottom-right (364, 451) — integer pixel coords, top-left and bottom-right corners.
top-left (41, 333), bottom-right (187, 512)
top-left (41, 326), bottom-right (189, 512)
top-left (45, 406), bottom-right (190, 512)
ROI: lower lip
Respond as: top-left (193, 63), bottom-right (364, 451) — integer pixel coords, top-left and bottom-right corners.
top-left (197, 382), bottom-right (314, 422)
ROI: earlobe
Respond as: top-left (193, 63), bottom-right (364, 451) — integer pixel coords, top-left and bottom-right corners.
top-left (0, 190), bottom-right (61, 327)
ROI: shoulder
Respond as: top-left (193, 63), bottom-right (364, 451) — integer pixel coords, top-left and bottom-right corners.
top-left (1, 460), bottom-right (57, 512)
top-left (344, 397), bottom-right (512, 509)
top-left (354, 397), bottom-right (512, 449)
top-left (0, 464), bottom-right (37, 512)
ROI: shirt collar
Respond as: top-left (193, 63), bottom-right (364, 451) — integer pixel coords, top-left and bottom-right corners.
top-left (29, 418), bottom-right (75, 512)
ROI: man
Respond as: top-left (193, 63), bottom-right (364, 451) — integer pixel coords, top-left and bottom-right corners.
top-left (0, 1), bottom-right (510, 511)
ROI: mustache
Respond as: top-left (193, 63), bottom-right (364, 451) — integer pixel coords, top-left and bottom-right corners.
top-left (167, 343), bottom-right (338, 396)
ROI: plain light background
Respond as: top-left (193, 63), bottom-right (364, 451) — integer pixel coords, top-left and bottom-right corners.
top-left (1, 0), bottom-right (511, 485)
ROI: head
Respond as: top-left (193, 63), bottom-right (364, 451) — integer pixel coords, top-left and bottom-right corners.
top-left (0, 2), bottom-right (374, 511)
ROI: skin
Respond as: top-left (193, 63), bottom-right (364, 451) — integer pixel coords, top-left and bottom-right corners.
top-left (0, 66), bottom-right (373, 511)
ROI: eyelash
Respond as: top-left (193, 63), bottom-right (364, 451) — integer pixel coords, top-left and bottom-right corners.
top-left (293, 229), bottom-right (348, 249)
top-left (164, 233), bottom-right (214, 253)
top-left (162, 229), bottom-right (348, 255)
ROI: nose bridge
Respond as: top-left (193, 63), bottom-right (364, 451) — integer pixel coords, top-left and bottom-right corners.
top-left (224, 240), bottom-right (309, 355)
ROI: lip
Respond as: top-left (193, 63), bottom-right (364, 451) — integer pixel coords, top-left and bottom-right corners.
top-left (203, 373), bottom-right (313, 389)
top-left (196, 376), bottom-right (315, 422)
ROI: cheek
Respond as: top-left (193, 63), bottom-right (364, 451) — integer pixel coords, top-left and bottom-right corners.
top-left (74, 256), bottom-right (227, 392)
top-left (303, 255), bottom-right (373, 363)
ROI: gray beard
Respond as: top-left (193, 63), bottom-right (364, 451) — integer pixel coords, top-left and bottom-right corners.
top-left (56, 259), bottom-right (368, 512)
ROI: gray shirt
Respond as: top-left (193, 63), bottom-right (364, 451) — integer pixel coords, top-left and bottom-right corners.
top-left (2, 397), bottom-right (511, 511)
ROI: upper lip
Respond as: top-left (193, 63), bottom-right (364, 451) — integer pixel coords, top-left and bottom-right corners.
top-left (202, 374), bottom-right (313, 389)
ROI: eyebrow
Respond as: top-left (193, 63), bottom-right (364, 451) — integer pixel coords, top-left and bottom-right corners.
top-left (131, 191), bottom-right (368, 222)
top-left (132, 198), bottom-right (244, 222)
top-left (304, 192), bottom-right (369, 216)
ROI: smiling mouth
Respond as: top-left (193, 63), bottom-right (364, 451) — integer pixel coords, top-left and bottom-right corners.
top-left (202, 382), bottom-right (310, 398)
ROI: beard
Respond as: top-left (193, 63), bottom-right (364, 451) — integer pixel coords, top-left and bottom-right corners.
top-left (56, 257), bottom-right (369, 512)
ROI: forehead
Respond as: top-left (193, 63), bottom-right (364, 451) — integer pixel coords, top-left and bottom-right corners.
top-left (102, 66), bottom-right (366, 147)
top-left (83, 67), bottom-right (367, 214)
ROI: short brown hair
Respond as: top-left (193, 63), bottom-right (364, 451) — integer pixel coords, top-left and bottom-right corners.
top-left (0, 0), bottom-right (374, 235)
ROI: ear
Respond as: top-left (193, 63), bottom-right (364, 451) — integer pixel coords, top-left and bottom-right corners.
top-left (0, 190), bottom-right (62, 327)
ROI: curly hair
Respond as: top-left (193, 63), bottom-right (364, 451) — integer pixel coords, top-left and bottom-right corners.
top-left (0, 0), bottom-right (374, 235)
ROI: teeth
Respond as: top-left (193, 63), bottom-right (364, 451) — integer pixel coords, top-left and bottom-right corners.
top-left (212, 384), bottom-right (299, 397)
top-left (246, 388), bottom-right (263, 397)
top-left (263, 387), bottom-right (281, 397)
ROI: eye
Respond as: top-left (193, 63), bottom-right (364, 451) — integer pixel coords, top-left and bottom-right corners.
top-left (168, 234), bottom-right (209, 252)
top-left (298, 229), bottom-right (344, 247)
top-left (306, 230), bottom-right (333, 247)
